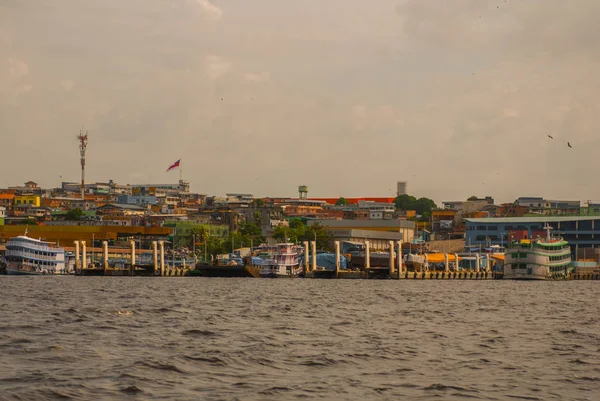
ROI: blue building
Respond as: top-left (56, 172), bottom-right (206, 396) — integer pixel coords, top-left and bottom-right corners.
top-left (466, 216), bottom-right (600, 256)
top-left (116, 195), bottom-right (157, 206)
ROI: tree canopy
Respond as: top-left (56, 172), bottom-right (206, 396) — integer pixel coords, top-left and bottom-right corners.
top-left (273, 219), bottom-right (332, 251)
top-left (394, 194), bottom-right (437, 215)
top-left (65, 208), bottom-right (83, 221)
top-left (335, 197), bottom-right (349, 205)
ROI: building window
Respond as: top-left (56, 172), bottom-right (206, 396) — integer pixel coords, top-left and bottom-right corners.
top-left (477, 225), bottom-right (486, 231)
top-left (488, 226), bottom-right (498, 230)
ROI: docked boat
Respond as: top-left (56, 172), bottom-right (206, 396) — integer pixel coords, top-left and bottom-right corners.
top-left (4, 231), bottom-right (67, 275)
top-left (404, 253), bottom-right (426, 272)
top-left (260, 243), bottom-right (302, 278)
top-left (504, 224), bottom-right (572, 280)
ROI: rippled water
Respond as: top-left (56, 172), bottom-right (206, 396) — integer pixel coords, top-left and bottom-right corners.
top-left (0, 277), bottom-right (598, 400)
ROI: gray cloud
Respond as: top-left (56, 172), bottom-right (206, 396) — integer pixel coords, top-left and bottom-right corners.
top-left (1, 0), bottom-right (599, 203)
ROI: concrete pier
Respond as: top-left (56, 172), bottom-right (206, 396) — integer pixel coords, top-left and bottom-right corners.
top-left (311, 241), bottom-right (317, 271)
top-left (304, 241), bottom-right (310, 273)
top-left (388, 240), bottom-right (395, 276)
top-left (396, 240), bottom-right (403, 276)
top-left (159, 241), bottom-right (165, 277)
top-left (152, 241), bottom-right (158, 272)
top-left (81, 241), bottom-right (87, 269)
top-left (74, 241), bottom-right (80, 271)
top-left (335, 241), bottom-right (341, 278)
top-left (129, 239), bottom-right (136, 267)
top-left (103, 241), bottom-right (109, 269)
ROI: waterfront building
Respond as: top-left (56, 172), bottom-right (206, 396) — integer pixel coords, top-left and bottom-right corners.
top-left (466, 216), bottom-right (600, 256)
top-left (308, 219), bottom-right (415, 243)
top-left (0, 206), bottom-right (5, 225)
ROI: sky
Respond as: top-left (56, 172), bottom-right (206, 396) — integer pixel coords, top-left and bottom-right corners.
top-left (1, 0), bottom-right (599, 204)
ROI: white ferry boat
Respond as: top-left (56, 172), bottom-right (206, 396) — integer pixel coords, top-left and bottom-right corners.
top-left (4, 230), bottom-right (66, 275)
top-left (260, 243), bottom-right (302, 278)
top-left (504, 224), bottom-right (572, 280)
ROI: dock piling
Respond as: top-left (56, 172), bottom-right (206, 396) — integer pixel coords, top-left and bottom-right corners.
top-left (303, 241), bottom-right (309, 272)
top-left (74, 241), bottom-right (80, 271)
top-left (103, 241), bottom-right (109, 269)
top-left (81, 241), bottom-right (87, 269)
top-left (476, 253), bottom-right (481, 273)
top-left (130, 239), bottom-right (136, 267)
top-left (365, 241), bottom-right (370, 269)
top-left (389, 240), bottom-right (395, 276)
top-left (444, 253), bottom-right (449, 273)
top-left (396, 240), bottom-right (403, 277)
top-left (159, 241), bottom-right (165, 277)
top-left (311, 241), bottom-right (317, 271)
top-left (335, 241), bottom-right (341, 278)
top-left (152, 241), bottom-right (158, 272)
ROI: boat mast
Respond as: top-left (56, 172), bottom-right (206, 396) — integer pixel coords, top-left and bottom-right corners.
top-left (544, 223), bottom-right (552, 241)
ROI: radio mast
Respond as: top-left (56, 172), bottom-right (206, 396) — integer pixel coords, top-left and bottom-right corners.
top-left (77, 129), bottom-right (88, 200)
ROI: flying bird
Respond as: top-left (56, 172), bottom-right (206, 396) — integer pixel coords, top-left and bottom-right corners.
top-left (547, 134), bottom-right (553, 139)
top-left (567, 142), bottom-right (572, 148)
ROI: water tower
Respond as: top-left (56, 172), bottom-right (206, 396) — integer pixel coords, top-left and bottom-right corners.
top-left (298, 185), bottom-right (308, 200)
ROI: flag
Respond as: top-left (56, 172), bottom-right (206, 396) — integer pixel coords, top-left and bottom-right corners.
top-left (166, 159), bottom-right (181, 172)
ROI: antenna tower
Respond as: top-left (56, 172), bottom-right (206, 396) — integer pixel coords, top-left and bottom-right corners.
top-left (77, 128), bottom-right (88, 200)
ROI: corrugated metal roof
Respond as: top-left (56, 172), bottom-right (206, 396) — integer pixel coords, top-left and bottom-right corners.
top-left (466, 216), bottom-right (599, 223)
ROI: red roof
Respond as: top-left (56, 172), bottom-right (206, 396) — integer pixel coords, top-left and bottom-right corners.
top-left (309, 197), bottom-right (396, 205)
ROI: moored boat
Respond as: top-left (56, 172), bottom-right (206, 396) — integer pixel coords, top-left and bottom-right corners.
top-left (4, 230), bottom-right (67, 275)
top-left (260, 243), bottom-right (302, 278)
top-left (504, 224), bottom-right (572, 280)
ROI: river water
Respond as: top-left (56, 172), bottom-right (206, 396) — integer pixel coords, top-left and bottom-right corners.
top-left (0, 277), bottom-right (598, 400)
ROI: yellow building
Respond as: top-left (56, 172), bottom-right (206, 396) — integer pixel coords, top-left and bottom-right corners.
top-left (14, 195), bottom-right (41, 207)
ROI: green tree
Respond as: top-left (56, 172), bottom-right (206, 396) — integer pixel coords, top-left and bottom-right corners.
top-left (251, 198), bottom-right (265, 208)
top-left (467, 195), bottom-right (478, 201)
top-left (394, 194), bottom-right (417, 210)
top-left (190, 226), bottom-right (208, 243)
top-left (414, 197), bottom-right (437, 215)
top-left (335, 197), bottom-right (349, 205)
top-left (65, 208), bottom-right (83, 221)
top-left (394, 194), bottom-right (437, 215)
top-left (273, 220), bottom-right (332, 251)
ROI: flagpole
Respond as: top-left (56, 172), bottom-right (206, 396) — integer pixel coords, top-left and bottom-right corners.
top-left (180, 159), bottom-right (183, 182)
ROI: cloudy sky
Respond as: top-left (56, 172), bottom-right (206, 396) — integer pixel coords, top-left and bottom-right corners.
top-left (1, 0), bottom-right (599, 204)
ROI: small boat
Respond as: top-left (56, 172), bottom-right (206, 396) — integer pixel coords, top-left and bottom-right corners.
top-left (404, 253), bottom-right (426, 272)
top-left (260, 243), bottom-right (302, 278)
top-left (4, 229), bottom-right (67, 275)
top-left (504, 224), bottom-right (573, 280)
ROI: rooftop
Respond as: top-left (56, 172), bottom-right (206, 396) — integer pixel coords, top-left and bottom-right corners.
top-left (466, 216), bottom-right (599, 224)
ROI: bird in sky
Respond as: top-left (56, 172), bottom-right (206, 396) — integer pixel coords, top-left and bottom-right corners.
top-left (568, 142), bottom-right (572, 148)
top-left (547, 134), bottom-right (553, 139)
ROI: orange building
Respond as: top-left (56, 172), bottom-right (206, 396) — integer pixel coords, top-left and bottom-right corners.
top-left (0, 193), bottom-right (15, 208)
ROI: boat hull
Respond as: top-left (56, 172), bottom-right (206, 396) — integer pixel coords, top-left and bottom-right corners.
top-left (191, 265), bottom-right (261, 278)
top-left (6, 267), bottom-right (51, 275)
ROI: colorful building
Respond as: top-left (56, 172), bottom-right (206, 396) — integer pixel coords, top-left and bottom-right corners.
top-left (14, 195), bottom-right (41, 207)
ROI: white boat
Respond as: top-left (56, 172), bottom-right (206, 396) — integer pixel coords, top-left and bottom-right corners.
top-left (4, 230), bottom-right (67, 275)
top-left (504, 224), bottom-right (572, 280)
top-left (404, 253), bottom-right (426, 272)
top-left (259, 243), bottom-right (302, 278)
